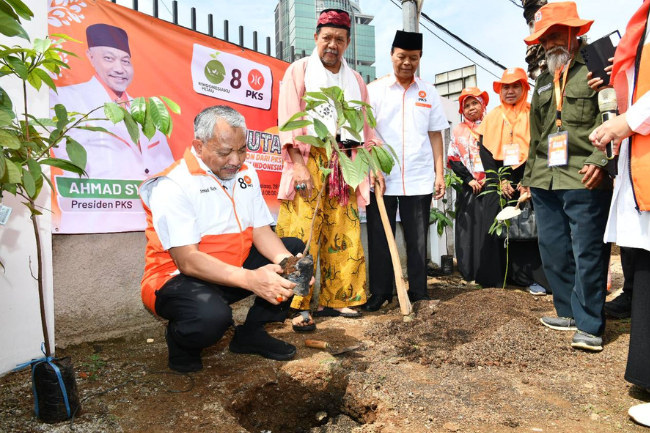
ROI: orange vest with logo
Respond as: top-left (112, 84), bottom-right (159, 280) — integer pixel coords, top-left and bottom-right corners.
top-left (631, 25), bottom-right (650, 211)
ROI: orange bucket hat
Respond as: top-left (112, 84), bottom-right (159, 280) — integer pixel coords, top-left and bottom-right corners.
top-left (457, 87), bottom-right (489, 114)
top-left (493, 67), bottom-right (530, 94)
top-left (524, 1), bottom-right (593, 46)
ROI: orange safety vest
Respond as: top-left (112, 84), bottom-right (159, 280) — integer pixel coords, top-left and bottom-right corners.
top-left (631, 21), bottom-right (650, 211)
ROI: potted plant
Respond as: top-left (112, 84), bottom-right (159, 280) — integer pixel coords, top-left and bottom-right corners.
top-left (1, 3), bottom-right (178, 423)
top-left (278, 86), bottom-right (413, 314)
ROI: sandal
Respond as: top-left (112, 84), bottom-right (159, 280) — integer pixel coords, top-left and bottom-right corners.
top-left (292, 310), bottom-right (316, 333)
top-left (313, 307), bottom-right (362, 318)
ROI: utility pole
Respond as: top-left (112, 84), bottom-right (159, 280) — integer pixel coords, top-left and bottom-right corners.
top-left (401, 0), bottom-right (422, 33)
top-left (522, 0), bottom-right (548, 79)
top-left (402, 0), bottom-right (424, 76)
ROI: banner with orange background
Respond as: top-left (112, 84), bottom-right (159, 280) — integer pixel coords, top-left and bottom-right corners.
top-left (48, 0), bottom-right (287, 234)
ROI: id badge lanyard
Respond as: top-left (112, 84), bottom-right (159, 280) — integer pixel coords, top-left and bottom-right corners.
top-left (547, 58), bottom-right (571, 167)
top-left (501, 112), bottom-right (521, 166)
top-left (467, 127), bottom-right (484, 173)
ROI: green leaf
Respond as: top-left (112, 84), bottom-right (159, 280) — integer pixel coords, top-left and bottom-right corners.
top-left (312, 118), bottom-right (329, 139)
top-left (26, 157), bottom-right (41, 180)
top-left (303, 92), bottom-right (329, 102)
top-left (148, 96), bottom-right (171, 135)
top-left (33, 37), bottom-right (51, 54)
top-left (104, 102), bottom-right (124, 124)
top-left (295, 135), bottom-right (325, 147)
top-left (143, 103), bottom-right (155, 140)
top-left (0, 159), bottom-right (21, 183)
top-left (319, 167), bottom-right (332, 176)
top-left (5, 0), bottom-right (33, 20)
top-left (336, 149), bottom-right (364, 189)
top-left (0, 129), bottom-right (20, 149)
top-left (348, 99), bottom-right (371, 108)
top-left (285, 110), bottom-right (309, 124)
top-left (365, 106), bottom-right (377, 129)
top-left (65, 136), bottom-right (87, 170)
top-left (49, 33), bottom-right (82, 43)
top-left (75, 125), bottom-right (109, 134)
top-left (54, 104), bottom-right (68, 130)
top-left (342, 126), bottom-right (362, 143)
top-left (22, 169), bottom-right (35, 197)
top-left (371, 145), bottom-right (395, 174)
top-left (26, 69), bottom-right (42, 90)
top-left (49, 47), bottom-right (79, 58)
top-left (0, 9), bottom-right (29, 41)
top-left (0, 151), bottom-right (5, 179)
top-left (6, 55), bottom-right (28, 79)
top-left (279, 119), bottom-right (312, 132)
top-left (34, 68), bottom-right (56, 92)
top-left (39, 157), bottom-right (86, 176)
top-left (496, 225), bottom-right (502, 237)
top-left (159, 95), bottom-right (181, 115)
top-left (343, 108), bottom-right (359, 132)
top-left (130, 96), bottom-right (146, 124)
top-left (121, 108), bottom-right (140, 145)
top-left (27, 115), bottom-right (56, 127)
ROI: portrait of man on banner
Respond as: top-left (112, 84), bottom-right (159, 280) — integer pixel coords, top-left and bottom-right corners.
top-left (50, 23), bottom-right (174, 233)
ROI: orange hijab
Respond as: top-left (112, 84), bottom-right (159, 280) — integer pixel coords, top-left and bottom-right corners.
top-left (476, 68), bottom-right (530, 168)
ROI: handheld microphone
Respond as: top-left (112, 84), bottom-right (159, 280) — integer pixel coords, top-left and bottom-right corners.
top-left (598, 88), bottom-right (618, 160)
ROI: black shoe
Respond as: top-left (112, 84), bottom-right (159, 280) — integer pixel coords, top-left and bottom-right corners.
top-left (229, 325), bottom-right (296, 361)
top-left (604, 292), bottom-right (632, 319)
top-left (361, 295), bottom-right (392, 312)
top-left (165, 328), bottom-right (203, 373)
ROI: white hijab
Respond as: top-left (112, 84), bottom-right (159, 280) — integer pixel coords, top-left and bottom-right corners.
top-left (304, 47), bottom-right (363, 142)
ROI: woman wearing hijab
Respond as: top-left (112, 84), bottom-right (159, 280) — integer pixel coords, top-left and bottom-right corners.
top-left (447, 87), bottom-right (490, 282)
top-left (476, 68), bottom-right (550, 292)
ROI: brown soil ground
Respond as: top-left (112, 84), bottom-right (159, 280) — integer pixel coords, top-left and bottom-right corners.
top-left (1, 254), bottom-right (648, 433)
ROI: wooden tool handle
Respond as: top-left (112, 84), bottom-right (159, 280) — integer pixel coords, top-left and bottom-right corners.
top-left (374, 181), bottom-right (412, 316)
top-left (305, 340), bottom-right (330, 349)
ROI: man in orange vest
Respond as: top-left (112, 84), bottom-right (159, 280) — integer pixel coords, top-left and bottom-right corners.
top-left (139, 106), bottom-right (305, 372)
top-left (589, 0), bottom-right (650, 425)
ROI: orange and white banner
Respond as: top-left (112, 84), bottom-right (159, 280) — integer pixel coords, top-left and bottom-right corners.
top-left (48, 0), bottom-right (287, 234)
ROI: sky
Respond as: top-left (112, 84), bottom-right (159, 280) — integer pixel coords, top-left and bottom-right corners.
top-left (115, 0), bottom-right (640, 102)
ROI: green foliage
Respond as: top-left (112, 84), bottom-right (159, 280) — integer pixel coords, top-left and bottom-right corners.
top-left (279, 85), bottom-right (396, 189)
top-left (429, 169), bottom-right (462, 237)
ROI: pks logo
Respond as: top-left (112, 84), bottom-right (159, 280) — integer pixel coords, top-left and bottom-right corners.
top-left (507, 68), bottom-right (516, 75)
top-left (238, 175), bottom-right (253, 189)
top-left (534, 11), bottom-right (542, 22)
top-left (418, 90), bottom-right (427, 98)
top-left (246, 69), bottom-right (265, 101)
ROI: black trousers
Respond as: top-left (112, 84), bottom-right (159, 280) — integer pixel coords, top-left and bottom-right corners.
top-left (531, 188), bottom-right (612, 336)
top-left (625, 248), bottom-right (650, 389)
top-left (366, 193), bottom-right (432, 300)
top-left (154, 237), bottom-right (304, 351)
top-left (621, 247), bottom-right (636, 295)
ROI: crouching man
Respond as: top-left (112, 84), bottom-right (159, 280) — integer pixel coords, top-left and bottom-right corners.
top-left (139, 105), bottom-right (304, 372)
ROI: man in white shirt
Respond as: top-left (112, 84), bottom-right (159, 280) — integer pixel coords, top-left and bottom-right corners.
top-left (139, 106), bottom-right (304, 372)
top-left (363, 31), bottom-right (449, 311)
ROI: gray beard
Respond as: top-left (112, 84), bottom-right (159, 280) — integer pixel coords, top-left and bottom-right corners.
top-left (546, 47), bottom-right (572, 73)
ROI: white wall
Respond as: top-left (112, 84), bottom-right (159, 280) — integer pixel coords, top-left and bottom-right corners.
top-left (429, 96), bottom-right (461, 265)
top-left (0, 0), bottom-right (53, 375)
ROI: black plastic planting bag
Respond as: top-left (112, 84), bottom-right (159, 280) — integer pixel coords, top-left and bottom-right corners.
top-left (31, 357), bottom-right (81, 423)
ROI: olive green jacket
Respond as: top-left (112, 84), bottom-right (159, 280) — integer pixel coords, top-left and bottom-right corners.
top-left (522, 46), bottom-right (613, 190)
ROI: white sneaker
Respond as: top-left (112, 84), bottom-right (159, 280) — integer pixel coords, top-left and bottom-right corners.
top-left (629, 402), bottom-right (650, 427)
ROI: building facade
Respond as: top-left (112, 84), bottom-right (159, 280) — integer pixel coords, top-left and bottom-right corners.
top-left (274, 0), bottom-right (376, 82)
